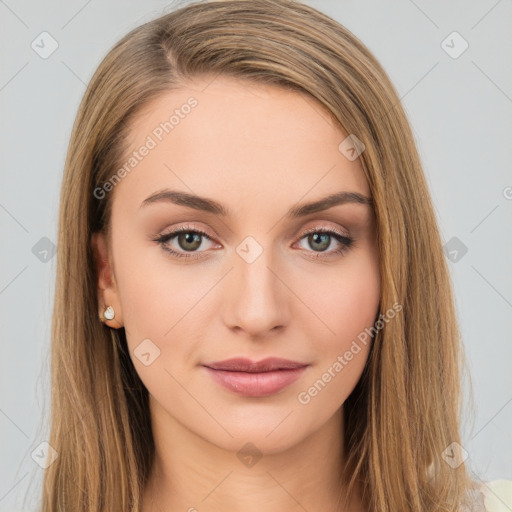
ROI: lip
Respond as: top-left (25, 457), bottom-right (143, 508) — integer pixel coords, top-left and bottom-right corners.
top-left (202, 357), bottom-right (309, 397)
top-left (203, 357), bottom-right (308, 372)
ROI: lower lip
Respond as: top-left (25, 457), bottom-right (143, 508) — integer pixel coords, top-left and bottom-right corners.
top-left (203, 366), bottom-right (307, 397)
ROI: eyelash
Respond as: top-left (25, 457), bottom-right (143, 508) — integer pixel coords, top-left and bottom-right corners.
top-left (153, 224), bottom-right (355, 260)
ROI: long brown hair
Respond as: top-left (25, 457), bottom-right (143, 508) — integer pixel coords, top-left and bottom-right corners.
top-left (40, 0), bottom-right (474, 510)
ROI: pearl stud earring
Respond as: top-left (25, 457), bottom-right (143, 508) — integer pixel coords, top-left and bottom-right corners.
top-left (101, 305), bottom-right (115, 322)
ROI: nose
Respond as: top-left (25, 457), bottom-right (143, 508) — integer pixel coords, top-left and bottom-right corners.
top-left (221, 246), bottom-right (290, 339)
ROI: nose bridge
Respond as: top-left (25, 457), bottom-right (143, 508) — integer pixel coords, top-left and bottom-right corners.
top-left (223, 236), bottom-right (288, 336)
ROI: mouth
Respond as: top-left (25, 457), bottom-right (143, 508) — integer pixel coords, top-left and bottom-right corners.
top-left (202, 357), bottom-right (309, 397)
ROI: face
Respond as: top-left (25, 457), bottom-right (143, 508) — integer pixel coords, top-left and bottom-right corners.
top-left (92, 75), bottom-right (380, 454)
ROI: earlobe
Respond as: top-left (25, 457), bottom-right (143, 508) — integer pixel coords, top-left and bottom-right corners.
top-left (91, 232), bottom-right (124, 328)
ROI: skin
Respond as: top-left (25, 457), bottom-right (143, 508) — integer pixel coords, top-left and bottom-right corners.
top-left (92, 75), bottom-right (380, 512)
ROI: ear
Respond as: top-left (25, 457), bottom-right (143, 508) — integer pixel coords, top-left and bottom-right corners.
top-left (91, 232), bottom-right (124, 329)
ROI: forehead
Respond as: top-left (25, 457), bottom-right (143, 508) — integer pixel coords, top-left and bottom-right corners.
top-left (113, 75), bottom-right (370, 218)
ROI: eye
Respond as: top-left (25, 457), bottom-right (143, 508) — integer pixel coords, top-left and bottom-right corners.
top-left (295, 227), bottom-right (355, 258)
top-left (153, 225), bottom-right (219, 260)
top-left (152, 224), bottom-right (356, 261)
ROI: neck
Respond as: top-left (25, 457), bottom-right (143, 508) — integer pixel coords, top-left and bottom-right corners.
top-left (143, 400), bottom-right (363, 512)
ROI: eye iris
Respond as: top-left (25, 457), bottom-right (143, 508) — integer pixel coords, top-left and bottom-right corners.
top-left (178, 232), bottom-right (202, 251)
top-left (309, 233), bottom-right (330, 251)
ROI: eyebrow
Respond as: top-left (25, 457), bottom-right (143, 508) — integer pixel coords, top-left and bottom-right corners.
top-left (140, 189), bottom-right (373, 217)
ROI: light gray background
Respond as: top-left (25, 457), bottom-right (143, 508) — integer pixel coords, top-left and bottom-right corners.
top-left (1, 0), bottom-right (511, 510)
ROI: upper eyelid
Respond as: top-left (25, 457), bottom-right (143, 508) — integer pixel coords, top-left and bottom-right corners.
top-left (157, 224), bottom-right (215, 240)
top-left (158, 224), bottom-right (348, 239)
top-left (299, 225), bottom-right (348, 237)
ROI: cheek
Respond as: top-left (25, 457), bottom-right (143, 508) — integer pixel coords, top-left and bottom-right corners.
top-left (112, 236), bottom-right (204, 371)
top-left (114, 233), bottom-right (208, 331)
top-left (292, 249), bottom-right (379, 395)
top-left (294, 249), bottom-right (380, 349)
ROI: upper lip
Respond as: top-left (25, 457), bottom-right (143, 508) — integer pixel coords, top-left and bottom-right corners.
top-left (203, 357), bottom-right (308, 373)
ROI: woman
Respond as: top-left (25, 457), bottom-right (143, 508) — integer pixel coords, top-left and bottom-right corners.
top-left (40, 0), bottom-right (509, 510)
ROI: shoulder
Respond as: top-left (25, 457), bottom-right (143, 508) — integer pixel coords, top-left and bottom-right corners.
top-left (464, 479), bottom-right (512, 512)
